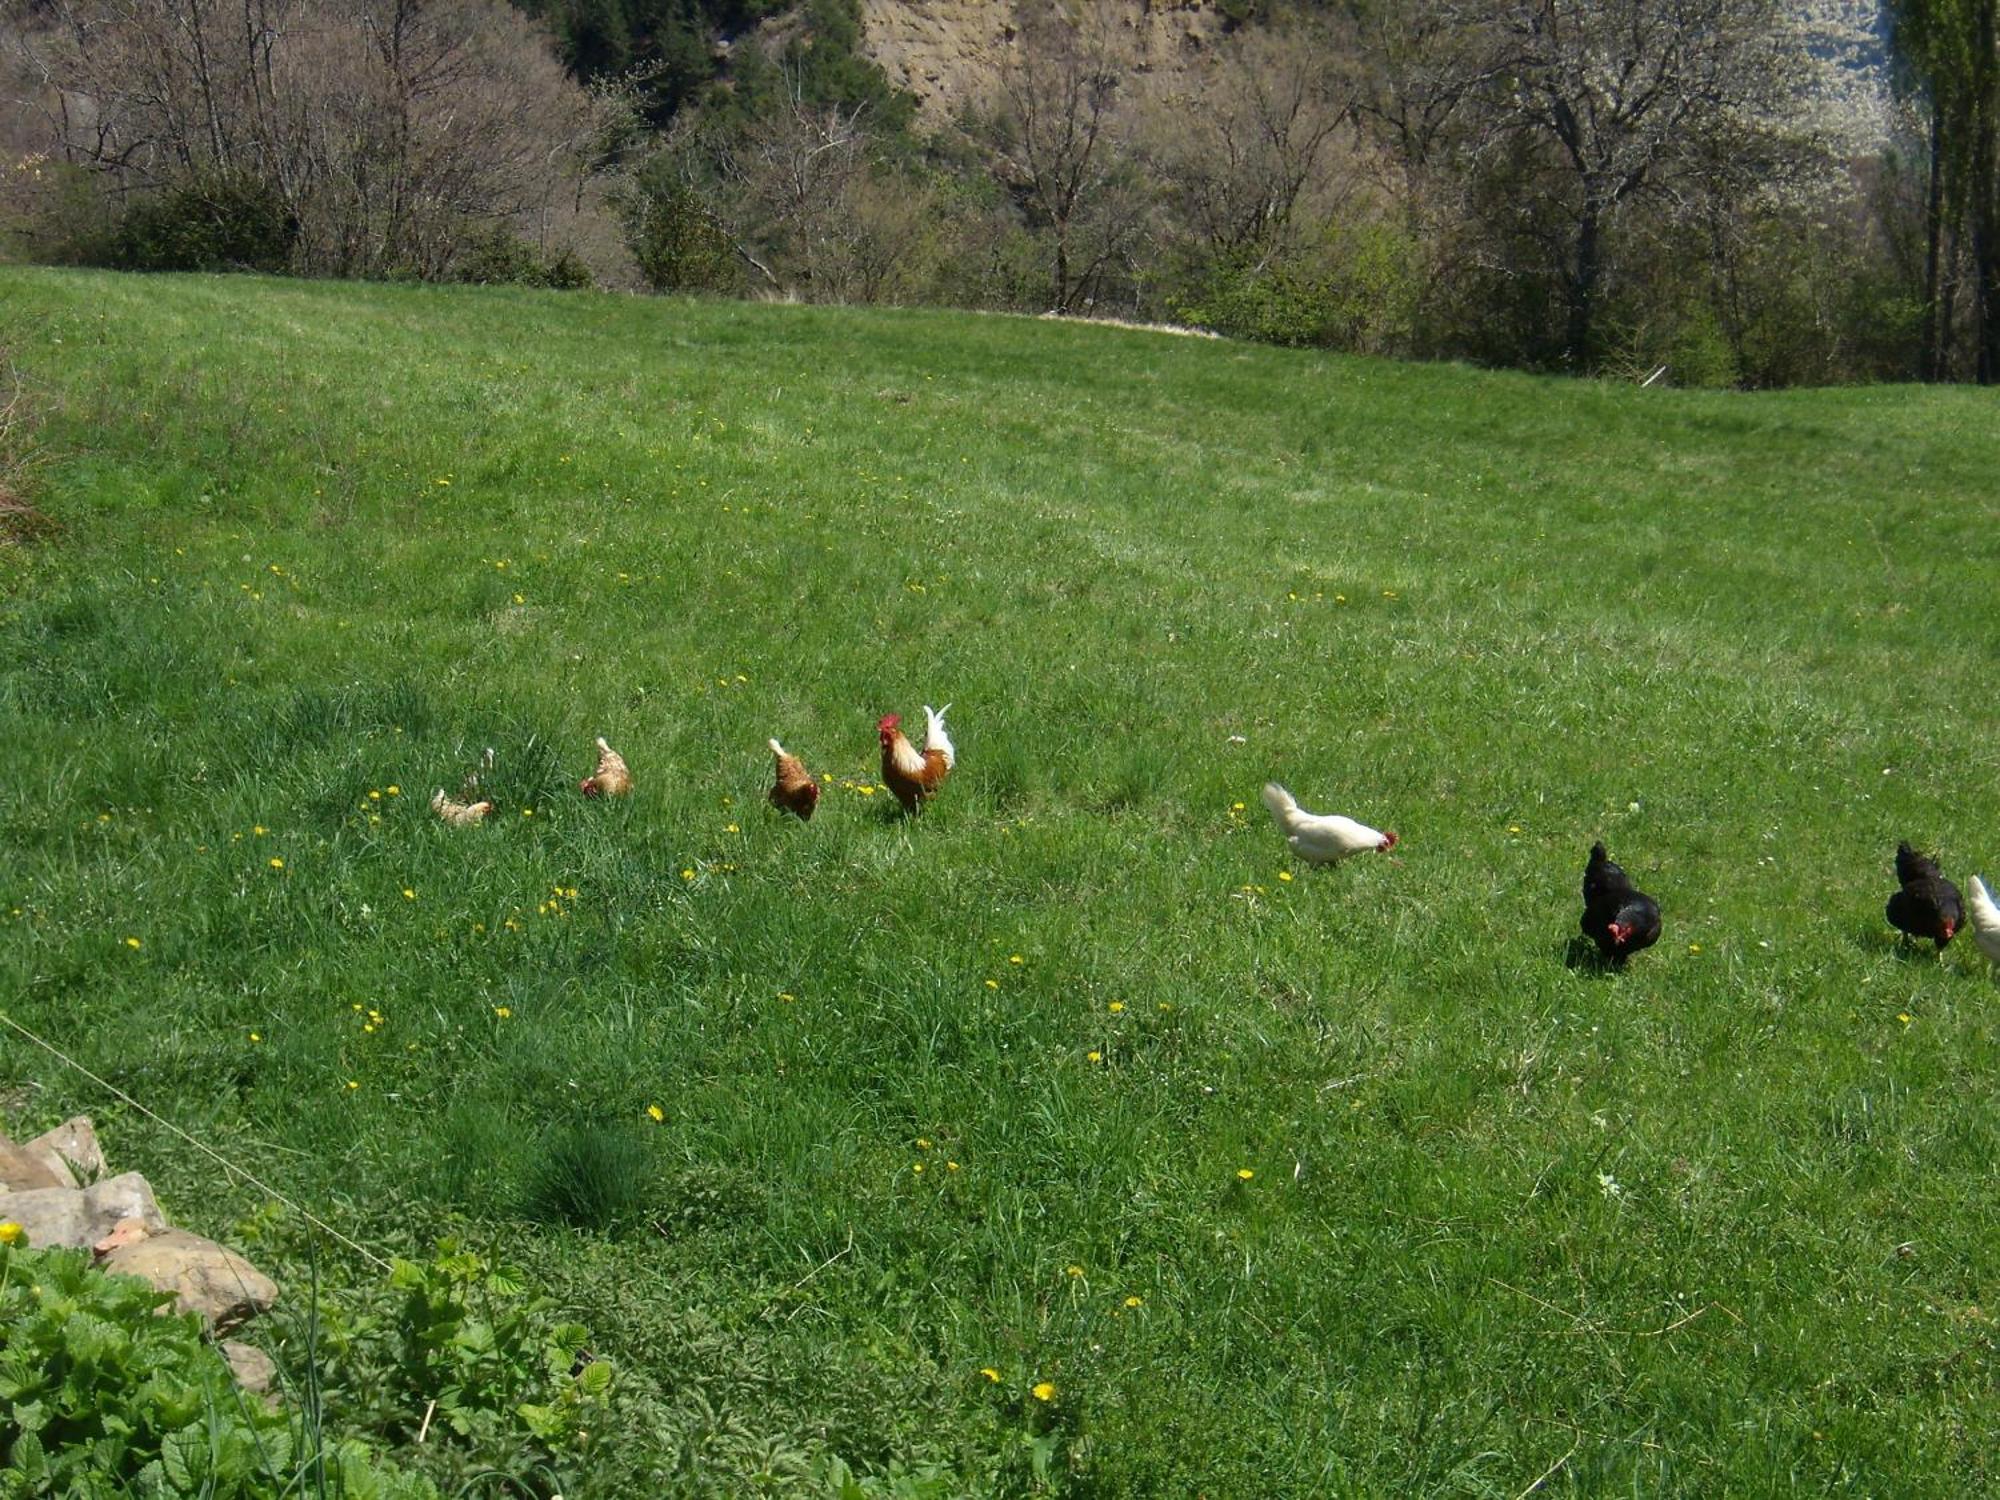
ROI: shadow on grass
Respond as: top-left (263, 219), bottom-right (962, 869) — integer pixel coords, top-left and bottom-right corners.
top-left (1561, 934), bottom-right (1624, 976)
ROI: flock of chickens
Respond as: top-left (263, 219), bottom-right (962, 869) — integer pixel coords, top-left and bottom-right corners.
top-left (430, 707), bottom-right (2000, 969)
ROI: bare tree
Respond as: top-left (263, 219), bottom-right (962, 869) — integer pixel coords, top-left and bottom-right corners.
top-left (2, 0), bottom-right (617, 278)
top-left (986, 1), bottom-right (1150, 313)
top-left (1147, 17), bottom-right (1361, 274)
top-left (1482, 0), bottom-right (1820, 366)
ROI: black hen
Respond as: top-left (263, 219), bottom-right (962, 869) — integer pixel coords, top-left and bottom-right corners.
top-left (1580, 842), bottom-right (1662, 962)
top-left (1886, 841), bottom-right (1962, 949)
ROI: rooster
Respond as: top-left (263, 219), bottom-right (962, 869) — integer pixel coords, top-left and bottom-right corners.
top-left (879, 705), bottom-right (954, 814)
top-left (1260, 783), bottom-right (1397, 864)
top-left (431, 788), bottom-right (494, 825)
top-left (768, 739), bottom-right (821, 821)
top-left (1887, 841), bottom-right (1962, 949)
top-left (1967, 875), bottom-right (2000, 964)
top-left (579, 737), bottom-right (632, 798)
top-left (1580, 842), bottom-right (1661, 962)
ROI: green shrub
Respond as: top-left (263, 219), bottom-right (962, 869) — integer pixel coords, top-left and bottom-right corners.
top-left (622, 162), bottom-right (739, 293)
top-left (103, 174), bottom-right (296, 274)
top-left (0, 1241), bottom-right (431, 1498)
top-left (454, 228), bottom-right (595, 290)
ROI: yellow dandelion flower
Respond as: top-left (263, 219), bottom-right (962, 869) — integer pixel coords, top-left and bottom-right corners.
top-left (344, 1080), bottom-right (359, 1091)
top-left (386, 786), bottom-right (400, 796)
top-left (647, 1104), bottom-right (664, 1123)
top-left (1086, 1050), bottom-right (1103, 1064)
top-left (124, 936), bottom-right (142, 950)
top-left (680, 868), bottom-right (695, 881)
top-left (1066, 1265), bottom-right (1084, 1278)
top-left (1236, 1168), bottom-right (1255, 1181)
top-left (402, 888), bottom-right (416, 900)
top-left (1008, 954), bottom-right (1024, 965)
top-left (1231, 801), bottom-right (1245, 811)
top-left (725, 823), bottom-right (740, 833)
top-left (1898, 1012), bottom-right (1912, 1025)
top-left (1107, 1001), bottom-right (1125, 1013)
top-left (1688, 943), bottom-right (1702, 954)
top-left (269, 857), bottom-right (284, 870)
top-left (248, 1032), bottom-right (262, 1043)
top-left (979, 1367), bottom-right (1001, 1383)
top-left (1124, 1295), bottom-right (1142, 1308)
top-left (779, 992), bottom-right (796, 1003)
top-left (0, 1222), bottom-right (23, 1247)
top-left (493, 1006), bottom-right (512, 1019)
top-left (946, 1161), bottom-right (960, 1172)
top-left (369, 790), bottom-right (382, 801)
top-left (912, 1162), bottom-right (925, 1174)
top-left (1031, 1382), bottom-right (1056, 1402)
top-left (916, 1138), bottom-right (932, 1150)
top-left (252, 825), bottom-right (267, 836)
top-left (1278, 872), bottom-right (1294, 883)
top-left (521, 808), bottom-right (534, 817)
top-left (984, 979), bottom-right (1000, 990)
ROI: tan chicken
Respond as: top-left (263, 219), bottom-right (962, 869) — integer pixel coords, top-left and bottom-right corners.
top-left (879, 704), bottom-right (954, 814)
top-left (432, 788), bottom-right (495, 826)
top-left (768, 739), bottom-right (821, 820)
top-left (579, 736), bottom-right (632, 798)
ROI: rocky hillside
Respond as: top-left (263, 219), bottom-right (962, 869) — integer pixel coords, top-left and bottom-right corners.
top-left (858, 0), bottom-right (1239, 118)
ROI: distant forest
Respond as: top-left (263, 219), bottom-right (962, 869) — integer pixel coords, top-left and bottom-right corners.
top-left (4, 0), bottom-right (1997, 388)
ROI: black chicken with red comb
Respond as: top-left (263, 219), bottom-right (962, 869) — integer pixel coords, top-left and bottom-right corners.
top-left (1886, 841), bottom-right (1962, 949)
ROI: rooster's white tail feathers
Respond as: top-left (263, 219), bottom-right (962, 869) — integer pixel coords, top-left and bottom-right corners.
top-left (923, 704), bottom-right (956, 769)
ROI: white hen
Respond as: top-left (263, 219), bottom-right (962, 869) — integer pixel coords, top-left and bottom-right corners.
top-left (1260, 783), bottom-right (1398, 864)
top-left (1967, 875), bottom-right (2000, 964)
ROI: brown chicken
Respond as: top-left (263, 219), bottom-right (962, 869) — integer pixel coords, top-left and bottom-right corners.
top-left (431, 788), bottom-right (495, 826)
top-left (579, 736), bottom-right (632, 798)
top-left (878, 704), bottom-right (954, 814)
top-left (768, 739), bottom-right (821, 820)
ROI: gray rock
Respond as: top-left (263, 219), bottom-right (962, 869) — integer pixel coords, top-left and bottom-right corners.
top-left (25, 1117), bottom-right (105, 1187)
top-left (0, 1172), bottom-right (166, 1250)
top-left (0, 1133), bottom-right (68, 1192)
top-left (100, 1228), bottom-right (279, 1334)
top-left (220, 1340), bottom-right (280, 1400)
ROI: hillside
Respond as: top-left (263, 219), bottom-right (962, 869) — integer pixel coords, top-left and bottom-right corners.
top-left (859, 0), bottom-right (1234, 117)
top-left (1, 269), bottom-right (1996, 1495)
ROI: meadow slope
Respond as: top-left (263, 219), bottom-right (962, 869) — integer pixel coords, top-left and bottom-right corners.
top-left (1, 269), bottom-right (1996, 1495)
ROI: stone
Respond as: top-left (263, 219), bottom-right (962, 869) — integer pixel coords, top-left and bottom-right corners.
top-left (100, 1228), bottom-right (279, 1334)
top-left (0, 1132), bottom-right (68, 1191)
top-left (220, 1340), bottom-right (280, 1399)
top-left (25, 1117), bottom-right (105, 1187)
top-left (0, 1172), bottom-right (166, 1250)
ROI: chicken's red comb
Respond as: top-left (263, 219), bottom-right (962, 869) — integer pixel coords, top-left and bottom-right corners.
top-left (877, 713), bottom-right (902, 732)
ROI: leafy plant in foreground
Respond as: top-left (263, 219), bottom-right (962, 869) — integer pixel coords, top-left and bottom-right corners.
top-left (0, 1241), bottom-right (431, 1498)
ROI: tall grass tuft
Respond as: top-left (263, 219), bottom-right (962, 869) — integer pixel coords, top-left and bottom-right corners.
top-left (519, 1124), bottom-right (657, 1232)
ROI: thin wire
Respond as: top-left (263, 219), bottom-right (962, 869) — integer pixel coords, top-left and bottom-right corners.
top-left (0, 1009), bottom-right (392, 1271)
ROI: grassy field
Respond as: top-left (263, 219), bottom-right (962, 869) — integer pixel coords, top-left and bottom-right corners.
top-left (1, 267), bottom-right (1996, 1496)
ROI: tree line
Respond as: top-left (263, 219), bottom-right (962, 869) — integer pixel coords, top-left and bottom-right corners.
top-left (3, 0), bottom-right (1997, 388)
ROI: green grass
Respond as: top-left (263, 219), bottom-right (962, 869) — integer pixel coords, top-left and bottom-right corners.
top-left (1, 267), bottom-right (1996, 1496)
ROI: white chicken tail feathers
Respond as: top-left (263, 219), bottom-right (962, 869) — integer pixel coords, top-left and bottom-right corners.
top-left (922, 704), bottom-right (956, 769)
top-left (1260, 783), bottom-right (1299, 822)
top-left (431, 789), bottom-right (447, 808)
top-left (595, 736), bottom-right (612, 754)
top-left (768, 738), bottom-right (787, 758)
top-left (1968, 875), bottom-right (2000, 961)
